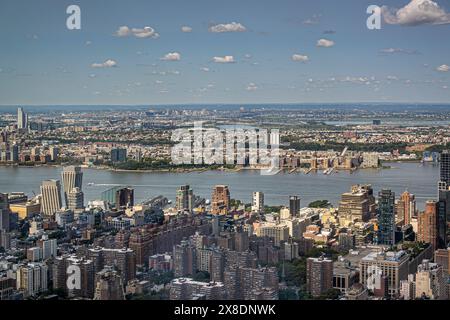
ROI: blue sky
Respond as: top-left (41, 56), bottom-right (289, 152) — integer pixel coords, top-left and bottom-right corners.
top-left (0, 0), bottom-right (449, 105)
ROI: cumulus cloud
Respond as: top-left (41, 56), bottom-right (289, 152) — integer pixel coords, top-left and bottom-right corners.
top-left (114, 26), bottom-right (159, 38)
top-left (209, 22), bottom-right (246, 33)
top-left (161, 52), bottom-right (181, 61)
top-left (292, 54), bottom-right (309, 62)
top-left (246, 83), bottom-right (258, 91)
top-left (382, 0), bottom-right (450, 26)
top-left (317, 38), bottom-right (334, 47)
top-left (91, 59), bottom-right (117, 68)
top-left (181, 26), bottom-right (192, 32)
top-left (212, 56), bottom-right (235, 63)
top-left (436, 64), bottom-right (450, 72)
top-left (379, 48), bottom-right (419, 54)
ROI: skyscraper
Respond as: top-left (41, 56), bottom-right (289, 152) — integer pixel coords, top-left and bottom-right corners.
top-left (211, 185), bottom-right (230, 215)
top-left (252, 191), bottom-right (264, 213)
top-left (289, 195), bottom-right (300, 217)
top-left (378, 189), bottom-right (396, 246)
top-left (67, 187), bottom-right (84, 211)
top-left (176, 185), bottom-right (194, 212)
top-left (418, 200), bottom-right (439, 251)
top-left (440, 150), bottom-right (450, 188)
top-left (0, 193), bottom-right (10, 232)
top-left (438, 150), bottom-right (450, 247)
top-left (61, 166), bottom-right (83, 207)
top-left (40, 180), bottom-right (63, 216)
top-left (17, 107), bottom-right (27, 130)
top-left (400, 190), bottom-right (416, 225)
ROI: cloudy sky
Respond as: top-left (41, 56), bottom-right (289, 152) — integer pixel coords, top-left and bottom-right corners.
top-left (0, 0), bottom-right (449, 105)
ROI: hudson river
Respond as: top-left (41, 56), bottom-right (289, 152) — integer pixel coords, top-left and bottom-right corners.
top-left (0, 162), bottom-right (439, 209)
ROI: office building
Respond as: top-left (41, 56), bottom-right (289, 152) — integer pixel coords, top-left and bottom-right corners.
top-left (434, 249), bottom-right (450, 276)
top-left (378, 189), bottom-right (396, 246)
top-left (17, 107), bottom-right (27, 130)
top-left (338, 185), bottom-right (375, 224)
top-left (61, 166), bottom-right (83, 207)
top-left (306, 256), bottom-right (333, 297)
top-left (176, 185), bottom-right (194, 212)
top-left (414, 260), bottom-right (447, 300)
top-left (67, 187), bottom-right (84, 211)
top-left (252, 192), bottom-right (264, 213)
top-left (289, 195), bottom-right (300, 217)
top-left (360, 250), bottom-right (409, 297)
top-left (440, 150), bottom-right (450, 187)
top-left (40, 180), bottom-right (62, 217)
top-left (101, 186), bottom-right (134, 209)
top-left (418, 200), bottom-right (439, 251)
top-left (211, 185), bottom-right (230, 215)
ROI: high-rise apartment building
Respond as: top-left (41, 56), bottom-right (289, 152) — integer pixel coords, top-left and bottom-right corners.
top-left (399, 190), bottom-right (416, 225)
top-left (173, 240), bottom-right (197, 277)
top-left (176, 185), bottom-right (194, 212)
top-left (40, 180), bottom-right (63, 217)
top-left (306, 256), bottom-right (333, 297)
top-left (378, 189), bottom-right (396, 246)
top-left (211, 185), bottom-right (230, 215)
top-left (16, 263), bottom-right (48, 298)
top-left (94, 267), bottom-right (125, 300)
top-left (252, 192), bottom-right (264, 213)
top-left (418, 200), bottom-right (439, 251)
top-left (61, 166), bottom-right (83, 207)
top-left (111, 148), bottom-right (127, 163)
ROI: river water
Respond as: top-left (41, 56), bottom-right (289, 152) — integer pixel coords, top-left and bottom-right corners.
top-left (0, 162), bottom-right (439, 210)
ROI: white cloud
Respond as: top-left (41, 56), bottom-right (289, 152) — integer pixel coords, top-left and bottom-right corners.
top-left (209, 22), bottom-right (246, 33)
top-left (161, 52), bottom-right (181, 61)
top-left (91, 59), bottom-right (117, 68)
top-left (436, 64), bottom-right (450, 72)
top-left (246, 83), bottom-right (258, 91)
top-left (380, 48), bottom-right (419, 54)
top-left (212, 56), bottom-right (235, 63)
top-left (303, 14), bottom-right (321, 25)
top-left (292, 54), bottom-right (309, 62)
top-left (201, 67), bottom-right (210, 72)
top-left (317, 38), bottom-right (334, 47)
top-left (382, 0), bottom-right (450, 26)
top-left (85, 40), bottom-right (92, 46)
top-left (115, 26), bottom-right (159, 38)
top-left (181, 26), bottom-right (192, 32)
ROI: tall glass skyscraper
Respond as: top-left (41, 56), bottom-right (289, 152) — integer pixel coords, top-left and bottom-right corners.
top-left (438, 150), bottom-right (450, 247)
top-left (378, 189), bottom-right (395, 246)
